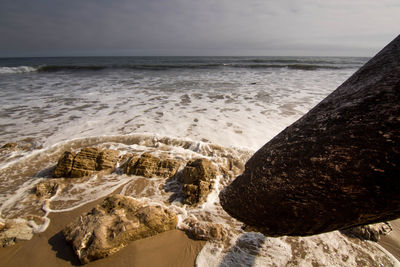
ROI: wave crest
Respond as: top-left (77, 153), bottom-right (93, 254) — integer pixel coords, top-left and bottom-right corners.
top-left (0, 66), bottom-right (38, 74)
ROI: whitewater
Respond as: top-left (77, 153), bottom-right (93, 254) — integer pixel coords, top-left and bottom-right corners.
top-left (2, 56), bottom-right (397, 266)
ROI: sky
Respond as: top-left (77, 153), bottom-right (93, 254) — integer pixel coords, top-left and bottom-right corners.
top-left (0, 0), bottom-right (399, 57)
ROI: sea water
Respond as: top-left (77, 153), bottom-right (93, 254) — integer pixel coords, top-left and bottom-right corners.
top-left (2, 56), bottom-right (395, 266)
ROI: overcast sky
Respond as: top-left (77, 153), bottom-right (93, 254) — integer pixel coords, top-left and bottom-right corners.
top-left (0, 0), bottom-right (399, 57)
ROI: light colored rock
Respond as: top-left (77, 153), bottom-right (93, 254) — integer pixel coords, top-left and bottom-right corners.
top-left (70, 147), bottom-right (101, 177)
top-left (35, 180), bottom-right (61, 198)
top-left (53, 151), bottom-right (76, 178)
top-left (0, 219), bottom-right (34, 247)
top-left (53, 147), bottom-right (119, 178)
top-left (1, 142), bottom-right (17, 150)
top-left (341, 222), bottom-right (392, 241)
top-left (180, 158), bottom-right (218, 205)
top-left (126, 153), bottom-right (180, 178)
top-left (63, 194), bottom-right (177, 264)
top-left (182, 218), bottom-right (227, 241)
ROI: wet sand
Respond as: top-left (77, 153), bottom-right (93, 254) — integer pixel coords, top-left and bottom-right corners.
top-left (0, 194), bottom-right (399, 266)
top-left (379, 219), bottom-right (400, 261)
top-left (0, 197), bottom-right (205, 267)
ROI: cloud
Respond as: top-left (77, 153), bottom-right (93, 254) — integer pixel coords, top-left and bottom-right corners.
top-left (0, 0), bottom-right (399, 56)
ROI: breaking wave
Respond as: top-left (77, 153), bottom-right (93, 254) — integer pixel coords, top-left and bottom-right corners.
top-left (0, 66), bottom-right (38, 74)
top-left (0, 62), bottom-right (356, 74)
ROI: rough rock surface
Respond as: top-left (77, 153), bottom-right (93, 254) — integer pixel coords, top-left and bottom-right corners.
top-left (341, 222), bottom-right (392, 242)
top-left (53, 147), bottom-right (119, 178)
top-left (34, 180), bottom-right (61, 198)
top-left (0, 219), bottom-right (34, 247)
top-left (1, 142), bottom-right (17, 150)
top-left (182, 218), bottom-right (227, 241)
top-left (180, 158), bottom-right (217, 205)
top-left (125, 153), bottom-right (180, 178)
top-left (63, 194), bottom-right (178, 264)
top-left (220, 35), bottom-right (400, 236)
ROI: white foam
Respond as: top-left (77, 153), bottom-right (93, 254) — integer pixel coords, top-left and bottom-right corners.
top-left (0, 66), bottom-right (37, 74)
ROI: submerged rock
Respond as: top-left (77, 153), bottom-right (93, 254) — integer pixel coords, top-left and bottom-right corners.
top-left (53, 147), bottom-right (119, 178)
top-left (180, 158), bottom-right (218, 205)
top-left (125, 153), bottom-right (180, 178)
top-left (34, 180), bottom-right (61, 198)
top-left (220, 35), bottom-right (400, 236)
top-left (63, 194), bottom-right (177, 264)
top-left (1, 142), bottom-right (18, 150)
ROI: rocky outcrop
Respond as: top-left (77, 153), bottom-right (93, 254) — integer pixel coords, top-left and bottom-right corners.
top-left (0, 219), bottom-right (34, 247)
top-left (1, 142), bottom-right (17, 150)
top-left (53, 147), bottom-right (119, 178)
top-left (34, 180), bottom-right (61, 198)
top-left (180, 158), bottom-right (218, 205)
top-left (182, 218), bottom-right (227, 241)
top-left (125, 153), bottom-right (180, 178)
top-left (220, 35), bottom-right (400, 236)
top-left (341, 222), bottom-right (392, 242)
top-left (63, 194), bottom-right (177, 264)
top-left (53, 151), bottom-right (75, 177)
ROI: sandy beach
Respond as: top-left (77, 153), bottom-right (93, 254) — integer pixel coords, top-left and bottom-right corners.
top-left (380, 219), bottom-right (400, 261)
top-left (0, 196), bottom-right (206, 267)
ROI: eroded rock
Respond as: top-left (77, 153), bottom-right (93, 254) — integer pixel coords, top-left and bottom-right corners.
top-left (341, 222), bottom-right (392, 242)
top-left (53, 147), bottom-right (119, 178)
top-left (125, 153), bottom-right (180, 178)
top-left (34, 180), bottom-right (62, 199)
top-left (0, 219), bottom-right (34, 247)
top-left (180, 158), bottom-right (218, 205)
top-left (219, 35), bottom-right (400, 236)
top-left (53, 151), bottom-right (75, 177)
top-left (182, 218), bottom-right (227, 241)
top-left (1, 142), bottom-right (17, 150)
top-left (63, 194), bottom-right (177, 263)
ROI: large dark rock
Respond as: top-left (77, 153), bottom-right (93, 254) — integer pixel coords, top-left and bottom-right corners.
top-left (219, 35), bottom-right (400, 236)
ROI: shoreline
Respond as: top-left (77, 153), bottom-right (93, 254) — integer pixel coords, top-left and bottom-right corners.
top-left (379, 219), bottom-right (400, 261)
top-left (0, 193), bottom-right (206, 267)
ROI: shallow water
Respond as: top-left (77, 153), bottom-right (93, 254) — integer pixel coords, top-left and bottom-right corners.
top-left (3, 56), bottom-right (396, 266)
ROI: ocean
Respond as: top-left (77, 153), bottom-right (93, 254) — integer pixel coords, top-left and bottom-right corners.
top-left (3, 56), bottom-right (393, 266)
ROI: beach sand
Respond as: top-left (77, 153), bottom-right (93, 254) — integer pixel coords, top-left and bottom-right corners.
top-left (379, 219), bottom-right (400, 261)
top-left (0, 197), bottom-right (206, 267)
top-left (0, 192), bottom-right (399, 266)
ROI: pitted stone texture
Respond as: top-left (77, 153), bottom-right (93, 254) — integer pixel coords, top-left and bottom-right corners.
top-left (53, 148), bottom-right (119, 178)
top-left (63, 194), bottom-right (178, 264)
top-left (180, 158), bottom-right (218, 205)
top-left (125, 153), bottom-right (180, 178)
top-left (220, 35), bottom-right (400, 236)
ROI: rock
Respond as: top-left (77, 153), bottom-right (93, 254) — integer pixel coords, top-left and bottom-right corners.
top-left (97, 149), bottom-right (120, 170)
top-left (0, 219), bottom-right (34, 247)
top-left (125, 153), bottom-right (180, 178)
top-left (70, 147), bottom-right (101, 177)
top-left (35, 180), bottom-right (61, 198)
top-left (63, 194), bottom-right (177, 263)
top-left (53, 151), bottom-right (76, 177)
top-left (180, 158), bottom-right (218, 205)
top-left (53, 147), bottom-right (119, 178)
top-left (219, 35), bottom-right (400, 236)
top-left (182, 218), bottom-right (227, 241)
top-left (1, 142), bottom-right (17, 150)
top-left (341, 222), bottom-right (392, 242)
